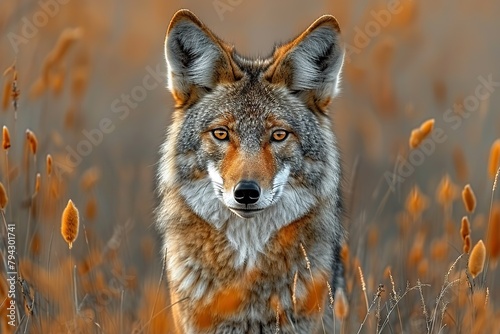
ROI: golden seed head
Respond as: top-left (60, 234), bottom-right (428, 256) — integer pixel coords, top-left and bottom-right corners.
top-left (358, 266), bottom-right (366, 292)
top-left (46, 154), bottom-right (53, 176)
top-left (408, 232), bottom-right (425, 265)
top-left (469, 240), bottom-right (486, 278)
top-left (486, 204), bottom-right (500, 262)
top-left (85, 196), bottom-right (97, 221)
top-left (0, 182), bottom-right (8, 209)
top-left (340, 243), bottom-right (350, 272)
top-left (417, 259), bottom-right (429, 277)
top-left (405, 185), bottom-right (429, 218)
top-left (453, 147), bottom-right (469, 182)
top-left (30, 232), bottom-right (41, 257)
top-left (71, 65), bottom-right (89, 99)
top-left (460, 216), bottom-right (471, 241)
top-left (340, 243), bottom-right (349, 260)
top-left (25, 129), bottom-right (38, 155)
top-left (49, 28), bottom-right (83, 66)
top-left (462, 184), bottom-right (477, 213)
top-left (61, 199), bottom-right (80, 249)
top-left (488, 139), bottom-right (500, 180)
top-left (50, 66), bottom-right (65, 95)
top-left (31, 28), bottom-right (82, 98)
top-left (436, 174), bottom-right (458, 206)
top-left (409, 118), bottom-right (435, 149)
top-left (333, 288), bottom-right (349, 320)
top-left (409, 129), bottom-right (422, 149)
top-left (430, 238), bottom-right (448, 261)
top-left (80, 167), bottom-right (100, 191)
top-left (2, 126), bottom-right (11, 150)
top-left (471, 289), bottom-right (488, 311)
top-left (463, 235), bottom-right (471, 254)
top-left (419, 119), bottom-right (435, 137)
top-left (34, 173), bottom-right (41, 195)
top-left (326, 281), bottom-right (334, 308)
top-left (383, 266), bottom-right (392, 279)
top-left (2, 79), bottom-right (12, 111)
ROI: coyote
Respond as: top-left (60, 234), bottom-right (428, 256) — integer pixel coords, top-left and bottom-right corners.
top-left (157, 9), bottom-right (346, 333)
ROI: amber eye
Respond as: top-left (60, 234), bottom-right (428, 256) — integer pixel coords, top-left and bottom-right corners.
top-left (212, 129), bottom-right (229, 141)
top-left (271, 130), bottom-right (288, 142)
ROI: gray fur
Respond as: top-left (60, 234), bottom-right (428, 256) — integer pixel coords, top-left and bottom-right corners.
top-left (166, 18), bottom-right (225, 94)
top-left (284, 25), bottom-right (345, 99)
top-left (157, 10), bottom-right (346, 333)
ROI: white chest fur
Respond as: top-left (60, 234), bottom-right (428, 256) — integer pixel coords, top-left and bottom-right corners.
top-left (179, 178), bottom-right (315, 268)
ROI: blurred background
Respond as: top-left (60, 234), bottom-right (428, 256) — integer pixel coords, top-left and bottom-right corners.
top-left (1, 0), bottom-right (500, 332)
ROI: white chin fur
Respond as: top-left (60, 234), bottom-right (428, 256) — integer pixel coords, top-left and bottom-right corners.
top-left (229, 208), bottom-right (263, 219)
top-left (181, 165), bottom-right (313, 267)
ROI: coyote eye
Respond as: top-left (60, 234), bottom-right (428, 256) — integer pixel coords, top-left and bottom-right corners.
top-left (271, 130), bottom-right (288, 142)
top-left (212, 129), bottom-right (229, 141)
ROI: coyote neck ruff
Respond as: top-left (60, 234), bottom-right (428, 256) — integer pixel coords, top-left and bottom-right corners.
top-left (157, 9), bottom-right (346, 333)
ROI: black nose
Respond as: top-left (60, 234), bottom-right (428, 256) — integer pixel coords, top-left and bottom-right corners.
top-left (234, 181), bottom-right (260, 205)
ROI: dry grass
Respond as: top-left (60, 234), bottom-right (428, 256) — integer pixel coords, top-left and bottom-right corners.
top-left (1, 0), bottom-right (500, 333)
top-left (469, 240), bottom-right (486, 279)
top-left (488, 140), bottom-right (500, 180)
top-left (462, 184), bottom-right (477, 213)
top-left (61, 199), bottom-right (79, 249)
top-left (487, 204), bottom-right (500, 263)
top-left (409, 118), bottom-right (435, 149)
top-left (0, 182), bottom-right (7, 209)
top-left (333, 288), bottom-right (349, 321)
top-left (2, 126), bottom-right (10, 150)
top-left (460, 216), bottom-right (471, 254)
top-left (25, 129), bottom-right (38, 156)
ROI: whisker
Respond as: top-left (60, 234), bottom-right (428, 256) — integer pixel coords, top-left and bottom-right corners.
top-left (273, 181), bottom-right (288, 188)
top-left (286, 181), bottom-right (300, 194)
top-left (200, 180), bottom-right (214, 196)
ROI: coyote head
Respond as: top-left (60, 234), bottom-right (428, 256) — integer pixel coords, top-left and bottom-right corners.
top-left (160, 10), bottom-right (344, 225)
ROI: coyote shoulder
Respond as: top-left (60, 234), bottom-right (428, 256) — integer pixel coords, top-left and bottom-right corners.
top-left (157, 9), bottom-right (346, 333)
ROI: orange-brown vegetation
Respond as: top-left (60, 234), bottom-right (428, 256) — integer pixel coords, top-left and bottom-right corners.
top-left (1, 1), bottom-right (500, 333)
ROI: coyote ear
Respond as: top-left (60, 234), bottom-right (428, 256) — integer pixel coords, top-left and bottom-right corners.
top-left (165, 9), bottom-right (241, 106)
top-left (265, 15), bottom-right (344, 110)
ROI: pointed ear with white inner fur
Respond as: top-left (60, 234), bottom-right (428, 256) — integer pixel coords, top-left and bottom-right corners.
top-left (165, 9), bottom-right (242, 107)
top-left (265, 15), bottom-right (345, 111)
